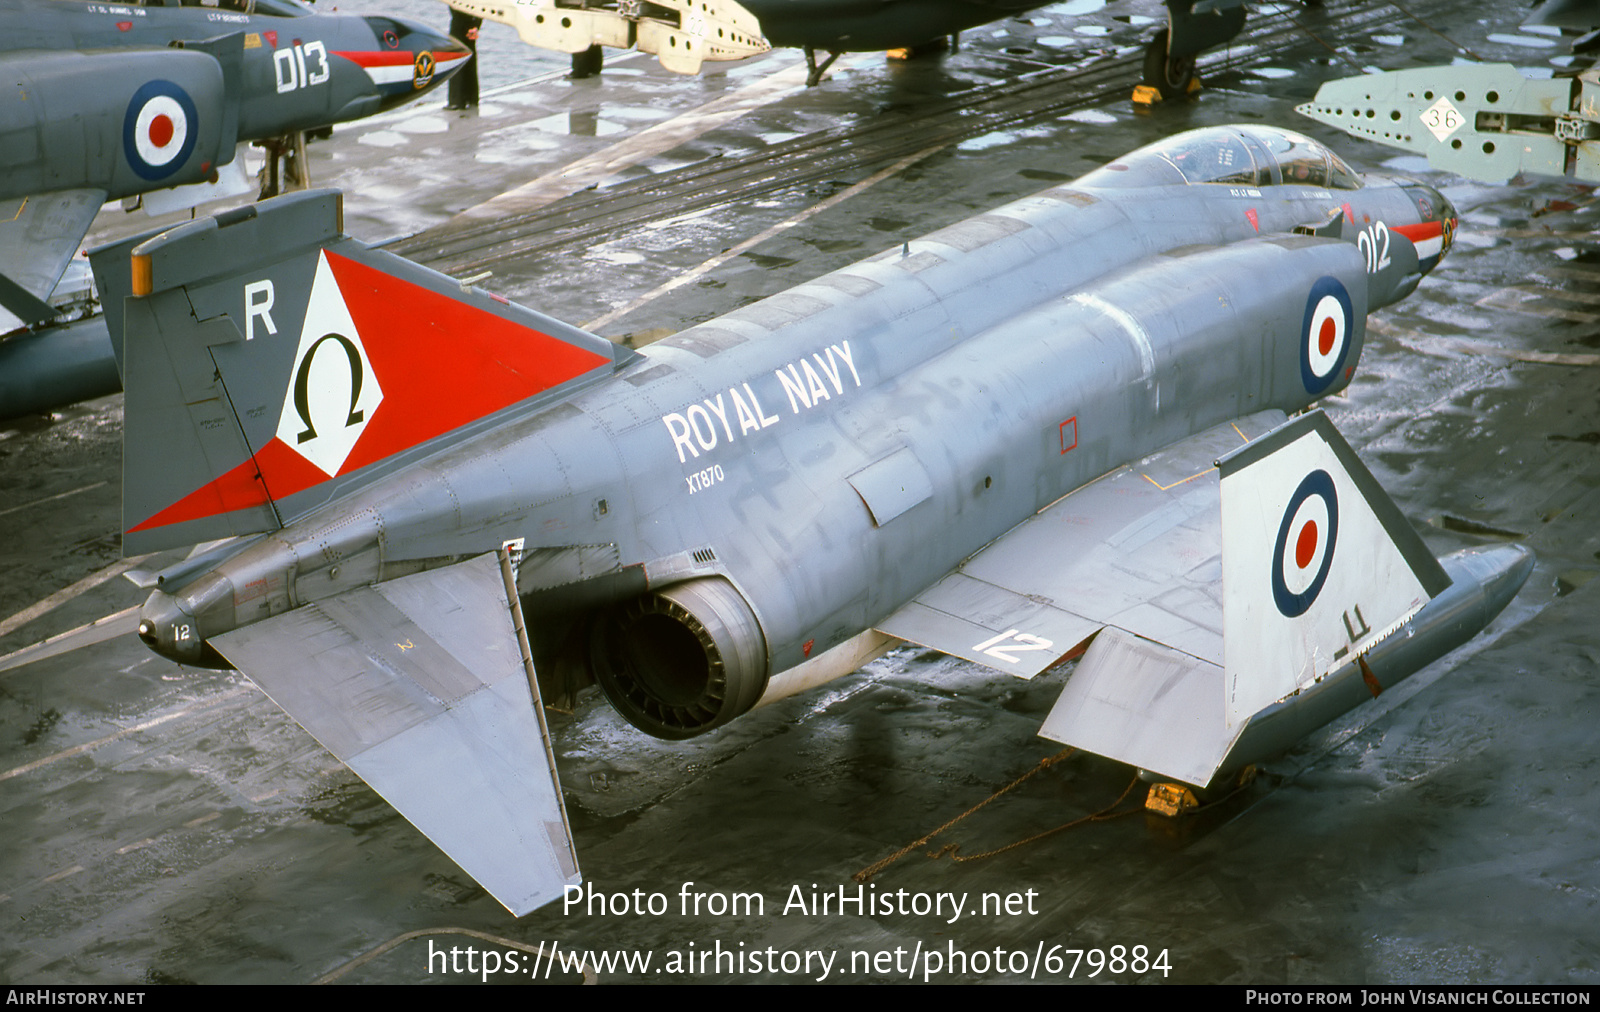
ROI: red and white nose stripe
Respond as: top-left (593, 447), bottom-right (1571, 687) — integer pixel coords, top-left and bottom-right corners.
top-left (132, 94), bottom-right (189, 169)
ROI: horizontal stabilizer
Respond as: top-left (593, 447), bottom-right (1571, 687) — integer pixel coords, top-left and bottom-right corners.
top-left (0, 189), bottom-right (106, 332)
top-left (212, 552), bottom-right (579, 916)
top-left (912, 407), bottom-right (1454, 788)
top-left (0, 273), bottom-right (58, 329)
top-left (876, 410), bottom-right (1288, 678)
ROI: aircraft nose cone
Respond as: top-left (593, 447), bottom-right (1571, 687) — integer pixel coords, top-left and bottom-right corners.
top-left (1405, 182), bottom-right (1457, 270)
top-left (361, 14), bottom-right (472, 106)
top-left (1432, 188), bottom-right (1457, 226)
top-left (1435, 188), bottom-right (1458, 262)
top-left (365, 15), bottom-right (472, 58)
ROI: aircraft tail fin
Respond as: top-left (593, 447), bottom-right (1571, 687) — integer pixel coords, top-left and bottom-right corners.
top-left (96, 189), bottom-right (632, 555)
top-left (1217, 410), bottom-right (1452, 730)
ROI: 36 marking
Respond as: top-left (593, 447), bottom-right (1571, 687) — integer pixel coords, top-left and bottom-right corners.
top-left (1420, 97), bottom-right (1465, 141)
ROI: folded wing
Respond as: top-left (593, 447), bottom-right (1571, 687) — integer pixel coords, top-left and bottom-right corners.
top-left (877, 410), bottom-right (1287, 679)
top-left (878, 409), bottom-right (1451, 788)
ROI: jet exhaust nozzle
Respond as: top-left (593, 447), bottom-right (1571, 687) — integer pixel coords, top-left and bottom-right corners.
top-left (590, 577), bottom-right (770, 740)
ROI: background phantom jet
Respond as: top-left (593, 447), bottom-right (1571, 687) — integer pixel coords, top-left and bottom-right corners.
top-left (0, 0), bottom-right (469, 417)
top-left (439, 0), bottom-right (1248, 91)
top-left (90, 124), bottom-right (1526, 916)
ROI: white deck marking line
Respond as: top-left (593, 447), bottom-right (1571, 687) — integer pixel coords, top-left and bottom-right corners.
top-left (316, 928), bottom-right (593, 984)
top-left (1474, 286), bottom-right (1599, 324)
top-left (1512, 283), bottom-right (1600, 306)
top-left (0, 481), bottom-right (107, 520)
top-left (0, 687), bottom-right (254, 783)
top-left (0, 554), bottom-right (152, 640)
top-left (1416, 336), bottom-right (1599, 366)
top-left (0, 605), bottom-right (140, 675)
top-left (41, 866), bottom-right (85, 884)
top-left (584, 143), bottom-right (948, 331)
top-left (1540, 264), bottom-right (1600, 282)
top-left (1486, 228), bottom-right (1598, 240)
top-left (332, 50), bottom-right (649, 132)
top-left (1368, 318), bottom-right (1600, 366)
top-left (445, 54), bottom-right (869, 227)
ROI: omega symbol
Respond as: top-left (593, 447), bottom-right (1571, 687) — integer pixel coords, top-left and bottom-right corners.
top-left (293, 332), bottom-right (366, 444)
top-left (275, 251), bottom-right (383, 478)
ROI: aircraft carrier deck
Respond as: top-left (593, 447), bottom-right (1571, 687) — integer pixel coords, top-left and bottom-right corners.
top-left (1, 0), bottom-right (1596, 986)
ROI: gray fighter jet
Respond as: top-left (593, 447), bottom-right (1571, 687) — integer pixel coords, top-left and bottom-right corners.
top-left (93, 124), bottom-right (1530, 916)
top-left (0, 0), bottom-right (470, 415)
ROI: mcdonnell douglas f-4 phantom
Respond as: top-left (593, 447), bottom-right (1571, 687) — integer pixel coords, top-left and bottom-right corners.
top-left (90, 124), bottom-right (1531, 916)
top-left (0, 0), bottom-right (470, 416)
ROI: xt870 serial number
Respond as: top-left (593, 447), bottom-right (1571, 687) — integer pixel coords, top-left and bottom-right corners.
top-left (1051, 945), bottom-right (1170, 977)
top-left (686, 463), bottom-right (724, 494)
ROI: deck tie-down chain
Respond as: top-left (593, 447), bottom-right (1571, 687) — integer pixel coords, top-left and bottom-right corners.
top-left (853, 749), bottom-right (1147, 883)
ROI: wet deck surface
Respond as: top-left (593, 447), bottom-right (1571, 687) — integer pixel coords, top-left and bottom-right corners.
top-left (2, 0), bottom-right (1598, 985)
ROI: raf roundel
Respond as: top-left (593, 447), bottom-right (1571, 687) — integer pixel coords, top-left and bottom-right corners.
top-left (1272, 469), bottom-right (1338, 617)
top-left (1300, 276), bottom-right (1354, 395)
top-left (123, 80), bottom-right (200, 181)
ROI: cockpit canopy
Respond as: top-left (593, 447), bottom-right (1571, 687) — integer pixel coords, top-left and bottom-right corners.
top-left (1081, 126), bottom-right (1363, 190)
